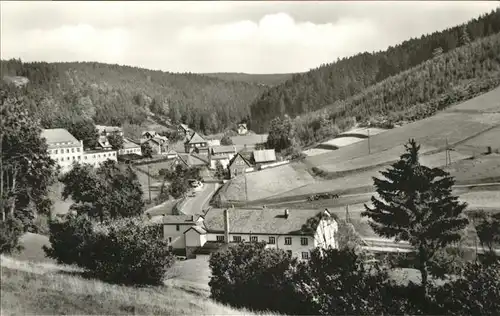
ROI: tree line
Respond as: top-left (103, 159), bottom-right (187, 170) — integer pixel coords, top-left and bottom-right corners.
top-left (0, 60), bottom-right (267, 135)
top-left (250, 8), bottom-right (500, 133)
top-left (264, 32), bottom-right (500, 152)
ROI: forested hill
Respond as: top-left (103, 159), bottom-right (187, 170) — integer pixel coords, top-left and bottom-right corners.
top-left (203, 72), bottom-right (296, 86)
top-left (0, 60), bottom-right (268, 134)
top-left (250, 8), bottom-right (500, 133)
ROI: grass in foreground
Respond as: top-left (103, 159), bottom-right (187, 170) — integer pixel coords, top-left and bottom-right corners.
top-left (0, 255), bottom-right (277, 316)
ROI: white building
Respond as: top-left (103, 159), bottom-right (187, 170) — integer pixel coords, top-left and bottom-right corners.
top-left (118, 138), bottom-right (142, 156)
top-left (82, 149), bottom-right (118, 167)
top-left (43, 128), bottom-right (117, 173)
top-left (159, 207), bottom-right (338, 260)
top-left (162, 215), bottom-right (204, 249)
top-left (208, 145), bottom-right (237, 169)
top-left (42, 128), bottom-right (84, 173)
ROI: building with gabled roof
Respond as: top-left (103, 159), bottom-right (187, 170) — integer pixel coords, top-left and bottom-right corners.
top-left (155, 207), bottom-right (338, 259)
top-left (184, 132), bottom-right (208, 153)
top-left (228, 152), bottom-right (252, 178)
top-left (118, 138), bottom-right (142, 156)
top-left (208, 145), bottom-right (237, 170)
top-left (43, 128), bottom-right (117, 173)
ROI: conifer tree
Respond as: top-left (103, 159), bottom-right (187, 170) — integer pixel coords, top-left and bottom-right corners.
top-left (362, 139), bottom-right (468, 295)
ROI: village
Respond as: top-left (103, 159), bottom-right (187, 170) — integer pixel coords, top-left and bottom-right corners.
top-left (2, 2), bottom-right (500, 315)
top-left (43, 120), bottom-right (330, 261)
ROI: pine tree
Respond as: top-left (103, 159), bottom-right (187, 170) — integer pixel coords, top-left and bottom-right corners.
top-left (362, 139), bottom-right (469, 295)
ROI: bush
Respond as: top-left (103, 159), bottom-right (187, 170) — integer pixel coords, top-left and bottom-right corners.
top-left (0, 217), bottom-right (24, 254)
top-left (91, 218), bottom-right (175, 285)
top-left (429, 261), bottom-right (500, 315)
top-left (43, 215), bottom-right (95, 267)
top-left (44, 215), bottom-right (175, 285)
top-left (293, 248), bottom-right (391, 315)
top-left (209, 242), bottom-right (303, 314)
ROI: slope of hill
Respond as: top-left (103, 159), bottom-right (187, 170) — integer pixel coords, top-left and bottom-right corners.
top-left (220, 85), bottom-right (500, 203)
top-left (203, 72), bottom-right (296, 86)
top-left (0, 60), bottom-right (268, 134)
top-left (289, 32), bottom-right (500, 147)
top-left (0, 255), bottom-right (273, 316)
top-left (250, 8), bottom-right (500, 132)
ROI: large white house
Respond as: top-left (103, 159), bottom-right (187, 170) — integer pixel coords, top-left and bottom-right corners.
top-left (159, 207), bottom-right (339, 260)
top-left (43, 128), bottom-right (117, 173)
top-left (43, 128), bottom-right (85, 173)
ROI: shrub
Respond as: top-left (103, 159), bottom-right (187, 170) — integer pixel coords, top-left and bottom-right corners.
top-left (430, 261), bottom-right (500, 315)
top-left (44, 215), bottom-right (175, 285)
top-left (43, 214), bottom-right (95, 267)
top-left (293, 248), bottom-right (391, 315)
top-left (209, 242), bottom-right (302, 314)
top-left (0, 216), bottom-right (24, 254)
top-left (91, 218), bottom-right (175, 285)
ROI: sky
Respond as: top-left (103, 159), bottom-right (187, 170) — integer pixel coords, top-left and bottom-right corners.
top-left (1, 1), bottom-right (498, 74)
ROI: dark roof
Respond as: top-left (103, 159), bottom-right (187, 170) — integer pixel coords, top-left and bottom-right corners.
top-left (178, 153), bottom-right (208, 167)
top-left (162, 215), bottom-right (199, 224)
top-left (253, 149), bottom-right (276, 163)
top-left (186, 132), bottom-right (206, 144)
top-left (184, 225), bottom-right (207, 235)
top-left (203, 208), bottom-right (332, 235)
top-left (123, 138), bottom-right (141, 149)
top-left (229, 153), bottom-right (251, 167)
top-left (211, 145), bottom-right (236, 154)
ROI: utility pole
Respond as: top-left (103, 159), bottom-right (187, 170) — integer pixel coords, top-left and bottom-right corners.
top-left (367, 126), bottom-right (371, 155)
top-left (147, 164), bottom-right (152, 203)
top-left (345, 204), bottom-right (350, 223)
top-left (244, 172), bottom-right (248, 201)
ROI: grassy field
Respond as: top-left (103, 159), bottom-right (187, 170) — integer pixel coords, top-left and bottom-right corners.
top-left (306, 86), bottom-right (500, 171)
top-left (0, 256), bottom-right (271, 316)
top-left (135, 160), bottom-right (175, 179)
top-left (445, 154), bottom-right (500, 184)
top-left (221, 87), bottom-right (500, 203)
top-left (220, 164), bottom-right (317, 202)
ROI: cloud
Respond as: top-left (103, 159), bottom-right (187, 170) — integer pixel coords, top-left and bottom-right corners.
top-left (1, 1), bottom-right (498, 73)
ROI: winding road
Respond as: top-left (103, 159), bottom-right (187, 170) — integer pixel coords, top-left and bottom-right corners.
top-left (180, 182), bottom-right (219, 215)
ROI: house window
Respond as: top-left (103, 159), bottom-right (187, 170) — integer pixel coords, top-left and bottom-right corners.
top-left (250, 236), bottom-right (258, 242)
top-left (78, 156), bottom-right (81, 160)
top-left (67, 157), bottom-right (70, 161)
top-left (287, 250), bottom-right (292, 257)
top-left (233, 236), bottom-right (242, 242)
top-left (66, 149), bottom-right (69, 153)
top-left (268, 237), bottom-right (276, 244)
top-left (77, 148), bottom-right (80, 152)
top-left (301, 237), bottom-right (308, 246)
top-left (168, 237), bottom-right (172, 243)
top-left (301, 252), bottom-right (310, 260)
top-left (71, 148), bottom-right (75, 153)
top-left (55, 150), bottom-right (58, 154)
top-left (176, 225), bottom-right (180, 231)
top-left (216, 235), bottom-right (225, 242)
top-left (285, 237), bottom-right (292, 245)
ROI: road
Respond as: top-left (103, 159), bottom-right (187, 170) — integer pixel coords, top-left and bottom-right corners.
top-left (180, 182), bottom-right (219, 215)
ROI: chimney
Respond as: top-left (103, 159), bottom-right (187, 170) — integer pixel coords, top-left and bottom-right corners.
top-left (223, 209), bottom-right (230, 244)
top-left (284, 209), bottom-right (289, 218)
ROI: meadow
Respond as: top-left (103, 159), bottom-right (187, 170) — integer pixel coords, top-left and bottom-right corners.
top-left (0, 256), bottom-right (272, 316)
top-left (221, 87), bottom-right (500, 203)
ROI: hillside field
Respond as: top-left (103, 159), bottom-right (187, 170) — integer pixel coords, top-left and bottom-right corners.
top-left (220, 86), bottom-right (500, 203)
top-left (0, 255), bottom-right (271, 316)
